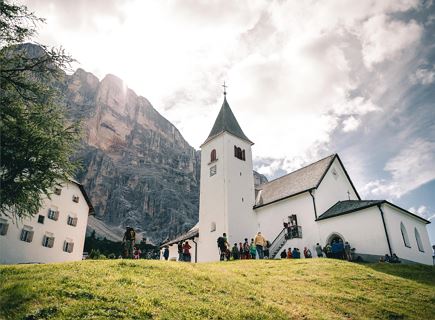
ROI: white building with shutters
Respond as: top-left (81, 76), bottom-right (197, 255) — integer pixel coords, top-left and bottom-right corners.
top-left (0, 180), bottom-right (93, 264)
top-left (162, 94), bottom-right (433, 265)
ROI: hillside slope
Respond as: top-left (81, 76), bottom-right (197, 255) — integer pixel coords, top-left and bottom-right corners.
top-left (1, 259), bottom-right (434, 319)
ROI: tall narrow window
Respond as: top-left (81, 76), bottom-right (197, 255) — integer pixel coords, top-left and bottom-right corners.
top-left (415, 228), bottom-right (424, 252)
top-left (211, 149), bottom-right (217, 162)
top-left (400, 222), bottom-right (411, 248)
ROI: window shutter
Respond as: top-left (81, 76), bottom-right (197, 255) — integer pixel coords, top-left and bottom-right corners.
top-left (27, 231), bottom-right (34, 243)
top-left (54, 211), bottom-right (59, 221)
top-left (48, 237), bottom-right (55, 248)
top-left (68, 242), bottom-right (74, 253)
top-left (72, 217), bottom-right (78, 226)
top-left (0, 223), bottom-right (8, 235)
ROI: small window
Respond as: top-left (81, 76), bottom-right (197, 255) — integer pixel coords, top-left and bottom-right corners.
top-left (63, 241), bottom-right (74, 253)
top-left (210, 149), bottom-right (217, 162)
top-left (400, 222), bottom-right (411, 248)
top-left (48, 208), bottom-right (59, 221)
top-left (67, 215), bottom-right (78, 227)
top-left (210, 222), bottom-right (216, 232)
top-left (210, 165), bottom-right (217, 177)
top-left (37, 215), bottom-right (45, 224)
top-left (20, 227), bottom-right (34, 243)
top-left (332, 168), bottom-right (339, 180)
top-left (42, 234), bottom-right (55, 248)
top-left (0, 219), bottom-right (9, 236)
top-left (72, 195), bottom-right (80, 203)
top-left (415, 228), bottom-right (424, 252)
top-left (54, 188), bottom-right (62, 195)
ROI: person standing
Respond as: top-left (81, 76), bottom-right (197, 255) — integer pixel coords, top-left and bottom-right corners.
top-left (243, 238), bottom-right (250, 259)
top-left (303, 247), bottom-right (312, 258)
top-left (183, 241), bottom-right (192, 262)
top-left (122, 227), bottom-right (136, 259)
top-left (178, 242), bottom-right (183, 261)
top-left (239, 243), bottom-right (244, 259)
top-left (250, 238), bottom-right (257, 259)
top-left (337, 239), bottom-right (345, 260)
top-left (232, 243), bottom-right (240, 260)
top-left (254, 232), bottom-right (267, 259)
top-left (163, 246), bottom-right (169, 260)
top-left (217, 233), bottom-right (229, 261)
top-left (324, 243), bottom-right (332, 258)
top-left (315, 243), bottom-right (323, 258)
top-left (344, 241), bottom-right (352, 261)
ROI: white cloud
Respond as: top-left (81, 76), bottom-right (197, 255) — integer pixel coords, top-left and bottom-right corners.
top-left (409, 205), bottom-right (435, 221)
top-left (22, 0), bottom-right (429, 181)
top-left (360, 15), bottom-right (422, 69)
top-left (362, 138), bottom-right (435, 198)
top-left (410, 66), bottom-right (435, 85)
top-left (342, 116), bottom-right (360, 132)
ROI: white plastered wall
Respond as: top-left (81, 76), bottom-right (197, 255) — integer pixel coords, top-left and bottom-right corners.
top-left (255, 192), bottom-right (320, 258)
top-left (317, 206), bottom-right (389, 257)
top-left (315, 157), bottom-right (359, 215)
top-left (0, 181), bottom-right (90, 264)
top-left (197, 134), bottom-right (227, 262)
top-left (197, 132), bottom-right (257, 262)
top-left (382, 204), bottom-right (432, 265)
top-left (224, 133), bottom-right (257, 250)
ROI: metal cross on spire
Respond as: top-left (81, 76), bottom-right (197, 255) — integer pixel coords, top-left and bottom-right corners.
top-left (222, 81), bottom-right (228, 96)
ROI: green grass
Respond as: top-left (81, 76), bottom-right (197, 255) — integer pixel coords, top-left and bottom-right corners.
top-left (0, 259), bottom-right (434, 320)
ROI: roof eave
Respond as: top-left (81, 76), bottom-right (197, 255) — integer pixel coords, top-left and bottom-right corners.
top-left (200, 131), bottom-right (254, 148)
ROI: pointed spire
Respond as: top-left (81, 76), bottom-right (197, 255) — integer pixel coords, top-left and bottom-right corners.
top-left (202, 91), bottom-right (253, 146)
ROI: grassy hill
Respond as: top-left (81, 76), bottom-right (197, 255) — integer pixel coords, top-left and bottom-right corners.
top-left (0, 259), bottom-right (434, 320)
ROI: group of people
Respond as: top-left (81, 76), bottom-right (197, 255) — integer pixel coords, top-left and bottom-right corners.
top-left (314, 239), bottom-right (353, 261)
top-left (217, 232), bottom-right (270, 261)
top-left (162, 241), bottom-right (192, 261)
top-left (280, 247), bottom-right (312, 259)
top-left (379, 253), bottom-right (401, 263)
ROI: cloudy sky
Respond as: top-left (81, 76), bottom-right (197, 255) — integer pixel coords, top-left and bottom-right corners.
top-left (23, 0), bottom-right (435, 242)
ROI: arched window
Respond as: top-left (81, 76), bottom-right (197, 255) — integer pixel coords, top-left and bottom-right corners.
top-left (415, 228), bottom-right (424, 252)
top-left (211, 149), bottom-right (217, 162)
top-left (400, 222), bottom-right (411, 248)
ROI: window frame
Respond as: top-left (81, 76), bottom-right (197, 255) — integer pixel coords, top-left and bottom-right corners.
top-left (414, 228), bottom-right (424, 252)
top-left (400, 222), bottom-right (411, 248)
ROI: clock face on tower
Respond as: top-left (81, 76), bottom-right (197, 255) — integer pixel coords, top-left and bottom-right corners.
top-left (210, 165), bottom-right (217, 177)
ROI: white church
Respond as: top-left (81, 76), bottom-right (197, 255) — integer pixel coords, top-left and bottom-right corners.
top-left (162, 93), bottom-right (432, 265)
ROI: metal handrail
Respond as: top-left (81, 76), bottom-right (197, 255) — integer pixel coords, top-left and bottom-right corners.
top-left (268, 228), bottom-right (287, 258)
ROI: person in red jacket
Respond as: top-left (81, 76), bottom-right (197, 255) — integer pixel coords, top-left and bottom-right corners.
top-left (182, 241), bottom-right (192, 262)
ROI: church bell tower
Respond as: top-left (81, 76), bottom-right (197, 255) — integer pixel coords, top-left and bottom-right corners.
top-left (197, 86), bottom-right (257, 262)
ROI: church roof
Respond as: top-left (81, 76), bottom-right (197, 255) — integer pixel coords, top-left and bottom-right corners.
top-left (317, 200), bottom-right (430, 224)
top-left (254, 154), bottom-right (337, 208)
top-left (317, 200), bottom-right (383, 220)
top-left (202, 97), bottom-right (253, 146)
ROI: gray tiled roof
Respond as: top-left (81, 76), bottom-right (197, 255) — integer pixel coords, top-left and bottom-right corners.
top-left (203, 97), bottom-right (253, 145)
top-left (317, 200), bottom-right (383, 221)
top-left (254, 154), bottom-right (336, 208)
top-left (317, 200), bottom-right (430, 224)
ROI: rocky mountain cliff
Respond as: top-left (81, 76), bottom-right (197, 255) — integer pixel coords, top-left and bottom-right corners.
top-left (58, 68), bottom-right (200, 242)
top-left (58, 67), bottom-right (268, 243)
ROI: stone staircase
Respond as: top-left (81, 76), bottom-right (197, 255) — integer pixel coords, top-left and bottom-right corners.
top-left (268, 228), bottom-right (287, 259)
